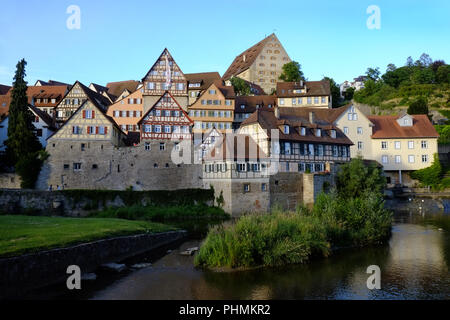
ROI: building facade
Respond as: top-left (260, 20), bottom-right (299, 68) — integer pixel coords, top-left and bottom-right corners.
top-left (188, 81), bottom-right (235, 134)
top-left (276, 81), bottom-right (331, 108)
top-left (107, 87), bottom-right (144, 133)
top-left (223, 33), bottom-right (291, 94)
top-left (142, 49), bottom-right (188, 113)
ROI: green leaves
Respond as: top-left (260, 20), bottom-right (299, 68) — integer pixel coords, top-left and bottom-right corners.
top-left (279, 61), bottom-right (304, 82)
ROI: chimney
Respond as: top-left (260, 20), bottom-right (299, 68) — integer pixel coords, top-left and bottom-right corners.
top-left (309, 111), bottom-right (315, 124)
top-left (274, 106), bottom-right (280, 119)
top-left (243, 55), bottom-right (246, 62)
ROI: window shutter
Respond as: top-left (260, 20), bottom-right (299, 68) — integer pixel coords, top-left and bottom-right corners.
top-left (96, 127), bottom-right (99, 134)
top-left (83, 110), bottom-right (86, 118)
top-left (105, 127), bottom-right (108, 134)
top-left (72, 126), bottom-right (75, 134)
top-left (87, 126), bottom-right (90, 134)
top-left (92, 110), bottom-right (95, 119)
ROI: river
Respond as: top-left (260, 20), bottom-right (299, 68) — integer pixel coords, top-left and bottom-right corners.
top-left (81, 209), bottom-right (449, 300)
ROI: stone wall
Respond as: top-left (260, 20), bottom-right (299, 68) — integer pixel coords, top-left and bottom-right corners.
top-left (0, 173), bottom-right (21, 189)
top-left (270, 172), bottom-right (303, 210)
top-left (42, 140), bottom-right (202, 191)
top-left (0, 189), bottom-right (214, 217)
top-left (0, 230), bottom-right (187, 298)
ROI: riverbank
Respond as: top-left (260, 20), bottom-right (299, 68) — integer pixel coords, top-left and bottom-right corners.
top-left (0, 221), bottom-right (187, 298)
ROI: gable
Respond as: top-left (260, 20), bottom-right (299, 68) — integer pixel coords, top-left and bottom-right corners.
top-left (139, 92), bottom-right (193, 125)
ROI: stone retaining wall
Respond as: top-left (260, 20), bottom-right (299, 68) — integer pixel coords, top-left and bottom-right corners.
top-left (0, 230), bottom-right (187, 298)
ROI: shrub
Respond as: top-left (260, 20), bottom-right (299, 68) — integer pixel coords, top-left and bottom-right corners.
top-left (410, 154), bottom-right (442, 188)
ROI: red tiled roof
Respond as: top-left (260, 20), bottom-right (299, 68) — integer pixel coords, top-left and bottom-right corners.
top-left (241, 108), bottom-right (353, 145)
top-left (222, 34), bottom-right (275, 80)
top-left (185, 72), bottom-right (221, 91)
top-left (367, 114), bottom-right (439, 139)
top-left (205, 134), bottom-right (268, 161)
top-left (0, 84), bottom-right (11, 95)
top-left (106, 80), bottom-right (141, 97)
top-left (235, 95), bottom-right (277, 113)
top-left (277, 80), bottom-right (331, 97)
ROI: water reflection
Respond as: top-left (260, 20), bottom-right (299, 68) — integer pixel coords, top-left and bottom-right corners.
top-left (92, 212), bottom-right (450, 300)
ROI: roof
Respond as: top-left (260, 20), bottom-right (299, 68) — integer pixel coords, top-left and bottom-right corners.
top-left (235, 95), bottom-right (277, 113)
top-left (0, 85), bottom-right (69, 117)
top-left (90, 83), bottom-right (108, 94)
top-left (367, 114), bottom-right (439, 139)
top-left (204, 134), bottom-right (268, 161)
top-left (277, 80), bottom-right (331, 97)
top-left (75, 81), bottom-right (112, 112)
top-left (241, 108), bottom-right (353, 145)
top-left (28, 104), bottom-right (56, 130)
top-left (0, 84), bottom-right (11, 95)
top-left (241, 78), bottom-right (266, 95)
top-left (106, 80), bottom-right (141, 97)
top-left (213, 80), bottom-right (235, 99)
top-left (35, 80), bottom-right (71, 87)
top-left (185, 72), bottom-right (221, 91)
top-left (222, 33), bottom-right (275, 80)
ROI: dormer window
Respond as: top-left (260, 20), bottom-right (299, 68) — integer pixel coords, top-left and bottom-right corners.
top-left (404, 118), bottom-right (411, 125)
top-left (316, 129), bottom-right (321, 137)
top-left (241, 105), bottom-right (245, 109)
top-left (283, 125), bottom-right (290, 134)
top-left (300, 127), bottom-right (306, 136)
top-left (331, 130), bottom-right (336, 138)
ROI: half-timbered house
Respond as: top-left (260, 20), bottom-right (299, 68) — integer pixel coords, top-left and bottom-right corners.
top-left (142, 49), bottom-right (188, 113)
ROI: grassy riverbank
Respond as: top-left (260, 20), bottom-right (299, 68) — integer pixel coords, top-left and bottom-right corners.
top-left (0, 215), bottom-right (175, 258)
top-left (195, 158), bottom-right (393, 269)
top-left (89, 204), bottom-right (230, 222)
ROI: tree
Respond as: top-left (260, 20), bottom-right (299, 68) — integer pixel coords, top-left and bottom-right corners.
top-left (343, 87), bottom-right (355, 101)
top-left (279, 61), bottom-right (305, 82)
top-left (5, 59), bottom-right (41, 166)
top-left (419, 53), bottom-right (433, 67)
top-left (407, 97), bottom-right (429, 115)
top-left (436, 65), bottom-right (450, 84)
top-left (406, 56), bottom-right (414, 67)
top-left (230, 77), bottom-right (251, 96)
top-left (386, 63), bottom-right (397, 73)
top-left (366, 67), bottom-right (381, 81)
top-left (335, 157), bottom-right (386, 200)
top-left (431, 60), bottom-right (446, 73)
top-left (322, 77), bottom-right (341, 108)
top-left (411, 67), bottom-right (435, 84)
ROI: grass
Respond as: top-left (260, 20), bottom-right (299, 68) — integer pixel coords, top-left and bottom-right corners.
top-left (0, 215), bottom-right (175, 258)
top-left (89, 204), bottom-right (230, 222)
top-left (195, 191), bottom-right (393, 269)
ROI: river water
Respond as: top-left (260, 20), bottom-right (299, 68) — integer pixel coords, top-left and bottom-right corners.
top-left (86, 210), bottom-right (450, 300)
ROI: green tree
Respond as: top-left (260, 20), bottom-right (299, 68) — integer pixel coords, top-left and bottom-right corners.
top-left (436, 65), bottom-right (450, 84)
top-left (366, 67), bottom-right (381, 81)
top-left (335, 157), bottom-right (386, 200)
top-left (230, 76), bottom-right (251, 96)
top-left (5, 59), bottom-right (41, 166)
top-left (322, 76), bottom-right (341, 108)
top-left (279, 61), bottom-right (305, 82)
top-left (411, 67), bottom-right (434, 84)
top-left (407, 96), bottom-right (429, 115)
top-left (386, 63), bottom-right (397, 73)
top-left (343, 87), bottom-right (355, 101)
top-left (4, 59), bottom-right (43, 188)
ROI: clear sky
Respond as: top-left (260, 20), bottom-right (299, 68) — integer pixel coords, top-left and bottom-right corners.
top-left (0, 0), bottom-right (449, 87)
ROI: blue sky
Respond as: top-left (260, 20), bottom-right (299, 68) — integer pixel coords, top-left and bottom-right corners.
top-left (0, 0), bottom-right (449, 87)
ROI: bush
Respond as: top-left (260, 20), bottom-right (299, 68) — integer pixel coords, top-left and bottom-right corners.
top-left (410, 154), bottom-right (442, 188)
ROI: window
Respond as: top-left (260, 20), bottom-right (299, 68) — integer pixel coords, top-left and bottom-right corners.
top-left (244, 184), bottom-right (250, 193)
top-left (408, 141), bottom-right (414, 149)
top-left (307, 97), bottom-right (312, 104)
top-left (330, 130), bottom-right (336, 138)
top-left (314, 97), bottom-right (319, 104)
top-left (395, 155), bottom-right (401, 164)
top-left (316, 129), bottom-right (321, 137)
top-left (300, 127), bottom-right (306, 136)
top-left (357, 141), bottom-right (363, 150)
top-left (298, 163), bottom-right (306, 172)
top-left (381, 141), bottom-right (387, 149)
top-left (279, 98), bottom-right (285, 105)
top-left (421, 141), bottom-right (428, 149)
top-left (145, 142), bottom-right (151, 151)
top-left (160, 143), bottom-right (165, 151)
top-left (422, 155), bottom-right (428, 163)
top-left (343, 127), bottom-right (349, 134)
top-left (154, 125), bottom-right (161, 133)
top-left (81, 144), bottom-right (86, 151)
top-left (408, 155), bottom-right (415, 163)
top-left (92, 164), bottom-right (98, 170)
top-left (321, 97), bottom-right (326, 104)
top-left (73, 163), bottom-right (82, 171)
top-left (395, 141), bottom-right (401, 149)
top-left (237, 163), bottom-right (247, 172)
top-left (357, 127), bottom-right (363, 135)
top-left (283, 125), bottom-right (289, 134)
top-left (209, 89), bottom-right (216, 95)
top-left (72, 126), bottom-right (82, 135)
top-left (63, 164), bottom-right (69, 170)
top-left (261, 183), bottom-right (267, 192)
top-left (164, 126), bottom-right (171, 133)
top-left (176, 83), bottom-right (184, 91)
top-left (382, 155), bottom-right (388, 164)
